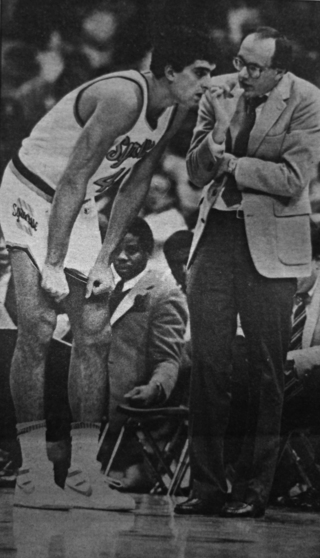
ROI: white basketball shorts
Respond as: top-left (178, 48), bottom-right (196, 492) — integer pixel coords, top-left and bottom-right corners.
top-left (0, 162), bottom-right (102, 279)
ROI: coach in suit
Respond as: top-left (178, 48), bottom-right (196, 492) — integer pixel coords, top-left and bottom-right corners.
top-left (175, 27), bottom-right (320, 518)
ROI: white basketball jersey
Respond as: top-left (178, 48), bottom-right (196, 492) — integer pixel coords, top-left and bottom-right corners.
top-left (18, 70), bottom-right (176, 200)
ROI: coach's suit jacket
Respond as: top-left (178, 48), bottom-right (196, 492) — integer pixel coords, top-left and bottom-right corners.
top-left (187, 72), bottom-right (320, 278)
top-left (107, 268), bottom-right (188, 431)
top-left (287, 273), bottom-right (320, 376)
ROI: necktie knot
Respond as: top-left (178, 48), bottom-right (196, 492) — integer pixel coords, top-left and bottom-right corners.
top-left (114, 279), bottom-right (124, 293)
top-left (246, 95), bottom-right (268, 113)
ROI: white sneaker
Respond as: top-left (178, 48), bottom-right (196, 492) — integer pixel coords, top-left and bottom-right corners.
top-left (15, 468), bottom-right (70, 511)
top-left (65, 466), bottom-right (135, 511)
top-left (65, 466), bottom-right (92, 496)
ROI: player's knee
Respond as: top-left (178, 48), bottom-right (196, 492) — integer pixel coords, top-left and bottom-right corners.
top-left (73, 325), bottom-right (110, 354)
top-left (19, 308), bottom-right (56, 347)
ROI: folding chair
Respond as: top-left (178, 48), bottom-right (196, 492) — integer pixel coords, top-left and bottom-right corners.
top-left (104, 404), bottom-right (190, 496)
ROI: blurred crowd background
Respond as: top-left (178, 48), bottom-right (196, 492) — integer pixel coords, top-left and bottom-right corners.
top-left (1, 0), bottom-right (320, 273)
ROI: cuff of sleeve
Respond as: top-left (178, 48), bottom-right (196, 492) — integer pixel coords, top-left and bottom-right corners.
top-left (234, 160), bottom-right (244, 190)
top-left (207, 134), bottom-right (225, 159)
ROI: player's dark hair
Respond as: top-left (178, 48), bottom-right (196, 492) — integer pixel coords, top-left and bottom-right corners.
top-left (245, 26), bottom-right (293, 72)
top-left (127, 217), bottom-right (154, 255)
top-left (150, 25), bottom-right (216, 78)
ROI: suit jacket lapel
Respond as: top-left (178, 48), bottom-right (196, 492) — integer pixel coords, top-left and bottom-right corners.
top-left (110, 270), bottom-right (155, 326)
top-left (303, 275), bottom-right (320, 348)
top-left (248, 72), bottom-right (291, 155)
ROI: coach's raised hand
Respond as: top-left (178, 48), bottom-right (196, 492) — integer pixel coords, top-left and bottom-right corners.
top-left (41, 263), bottom-right (70, 302)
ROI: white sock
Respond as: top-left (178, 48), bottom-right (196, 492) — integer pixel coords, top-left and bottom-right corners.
top-left (17, 421), bottom-right (54, 478)
top-left (70, 422), bottom-right (101, 475)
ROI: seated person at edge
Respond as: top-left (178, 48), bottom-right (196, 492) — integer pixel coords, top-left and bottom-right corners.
top-left (99, 218), bottom-right (188, 490)
top-left (0, 26), bottom-right (215, 510)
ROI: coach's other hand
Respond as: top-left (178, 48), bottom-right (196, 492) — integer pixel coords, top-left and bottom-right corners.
top-left (85, 262), bottom-right (114, 298)
top-left (41, 264), bottom-right (69, 302)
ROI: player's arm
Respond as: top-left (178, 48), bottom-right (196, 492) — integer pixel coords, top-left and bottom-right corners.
top-left (85, 104), bottom-right (188, 298)
top-left (41, 80), bottom-right (142, 301)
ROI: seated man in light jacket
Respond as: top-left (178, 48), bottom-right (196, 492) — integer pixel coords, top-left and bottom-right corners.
top-left (100, 218), bottom-right (188, 490)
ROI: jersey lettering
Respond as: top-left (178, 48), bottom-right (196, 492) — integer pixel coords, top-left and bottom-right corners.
top-left (106, 136), bottom-right (155, 169)
top-left (94, 167), bottom-right (132, 195)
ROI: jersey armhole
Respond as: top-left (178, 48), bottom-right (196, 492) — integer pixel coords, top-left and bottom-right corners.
top-left (73, 75), bottom-right (146, 128)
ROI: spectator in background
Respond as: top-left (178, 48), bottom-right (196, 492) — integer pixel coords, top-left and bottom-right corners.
top-left (143, 172), bottom-right (187, 274)
top-left (163, 230), bottom-right (193, 295)
top-left (163, 154), bottom-right (203, 230)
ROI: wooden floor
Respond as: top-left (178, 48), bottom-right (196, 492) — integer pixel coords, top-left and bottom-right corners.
top-left (1, 489), bottom-right (320, 558)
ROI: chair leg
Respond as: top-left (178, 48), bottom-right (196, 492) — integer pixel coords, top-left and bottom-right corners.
top-left (104, 424), bottom-right (126, 477)
top-left (167, 438), bottom-right (189, 496)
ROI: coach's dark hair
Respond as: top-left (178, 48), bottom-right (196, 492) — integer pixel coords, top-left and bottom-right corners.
top-left (245, 26), bottom-right (293, 72)
top-left (150, 26), bottom-right (215, 78)
top-left (126, 217), bottom-right (154, 255)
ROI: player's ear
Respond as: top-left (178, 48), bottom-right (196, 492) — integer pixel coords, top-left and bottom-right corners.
top-left (164, 64), bottom-right (176, 82)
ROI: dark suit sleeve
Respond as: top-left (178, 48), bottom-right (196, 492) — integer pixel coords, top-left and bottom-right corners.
top-left (236, 86), bottom-right (320, 198)
top-left (147, 286), bottom-right (188, 400)
top-left (186, 90), bottom-right (225, 188)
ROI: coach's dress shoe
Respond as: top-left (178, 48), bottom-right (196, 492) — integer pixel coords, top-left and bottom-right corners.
top-left (221, 501), bottom-right (265, 518)
top-left (174, 497), bottom-right (222, 515)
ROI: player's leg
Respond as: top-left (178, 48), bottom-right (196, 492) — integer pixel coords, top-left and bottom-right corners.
top-left (10, 249), bottom-right (69, 509)
top-left (63, 275), bottom-right (135, 510)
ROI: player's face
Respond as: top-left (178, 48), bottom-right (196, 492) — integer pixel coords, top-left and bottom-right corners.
top-left (171, 60), bottom-right (216, 107)
top-left (113, 233), bottom-right (149, 281)
top-left (237, 35), bottom-right (284, 99)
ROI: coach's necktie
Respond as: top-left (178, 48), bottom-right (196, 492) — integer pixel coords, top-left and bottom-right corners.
top-left (221, 95), bottom-right (268, 207)
top-left (289, 293), bottom-right (308, 351)
top-left (109, 280), bottom-right (129, 316)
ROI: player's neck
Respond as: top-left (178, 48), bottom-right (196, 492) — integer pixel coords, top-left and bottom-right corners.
top-left (145, 73), bottom-right (175, 119)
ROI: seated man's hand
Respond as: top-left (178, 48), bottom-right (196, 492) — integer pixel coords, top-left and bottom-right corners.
top-left (124, 384), bottom-right (161, 407)
top-left (85, 262), bottom-right (115, 298)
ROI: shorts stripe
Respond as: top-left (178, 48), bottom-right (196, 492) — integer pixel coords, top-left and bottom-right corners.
top-left (10, 155), bottom-right (55, 202)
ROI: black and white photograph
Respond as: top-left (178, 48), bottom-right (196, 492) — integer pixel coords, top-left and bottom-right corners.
top-left (1, 0), bottom-right (320, 556)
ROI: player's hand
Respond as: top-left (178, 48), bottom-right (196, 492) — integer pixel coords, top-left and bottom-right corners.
top-left (85, 262), bottom-right (115, 298)
top-left (124, 384), bottom-right (159, 407)
top-left (41, 264), bottom-right (69, 303)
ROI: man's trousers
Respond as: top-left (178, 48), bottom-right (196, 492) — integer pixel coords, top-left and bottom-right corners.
top-left (187, 209), bottom-right (296, 508)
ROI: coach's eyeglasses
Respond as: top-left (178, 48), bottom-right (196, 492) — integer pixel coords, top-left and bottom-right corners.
top-left (233, 56), bottom-right (273, 79)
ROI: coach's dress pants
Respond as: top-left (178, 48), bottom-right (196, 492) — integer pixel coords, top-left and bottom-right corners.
top-left (187, 209), bottom-right (296, 509)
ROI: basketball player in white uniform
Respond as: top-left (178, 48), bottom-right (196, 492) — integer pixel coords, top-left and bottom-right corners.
top-left (0, 26), bottom-right (216, 510)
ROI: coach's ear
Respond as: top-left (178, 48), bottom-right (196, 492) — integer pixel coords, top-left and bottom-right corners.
top-left (164, 64), bottom-right (176, 82)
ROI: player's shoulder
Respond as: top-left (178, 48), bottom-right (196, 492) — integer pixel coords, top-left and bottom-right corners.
top-left (95, 71), bottom-right (145, 109)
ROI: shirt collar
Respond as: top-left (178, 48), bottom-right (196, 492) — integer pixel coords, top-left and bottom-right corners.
top-left (111, 264), bottom-right (148, 292)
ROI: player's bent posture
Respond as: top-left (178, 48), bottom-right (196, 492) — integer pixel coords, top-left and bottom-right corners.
top-left (0, 26), bottom-right (215, 510)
